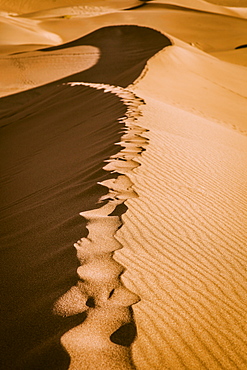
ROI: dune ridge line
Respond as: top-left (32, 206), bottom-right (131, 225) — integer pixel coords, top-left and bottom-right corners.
top-left (52, 81), bottom-right (148, 369)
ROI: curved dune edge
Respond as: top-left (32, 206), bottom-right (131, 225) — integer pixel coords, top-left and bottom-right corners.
top-left (1, 0), bottom-right (246, 57)
top-left (129, 42), bottom-right (247, 135)
top-left (0, 45), bottom-right (100, 97)
top-left (53, 82), bottom-right (149, 370)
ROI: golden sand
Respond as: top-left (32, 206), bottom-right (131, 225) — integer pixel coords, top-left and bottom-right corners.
top-left (1, 0), bottom-right (247, 368)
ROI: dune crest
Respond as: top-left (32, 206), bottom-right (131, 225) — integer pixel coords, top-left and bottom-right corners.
top-left (53, 82), bottom-right (149, 369)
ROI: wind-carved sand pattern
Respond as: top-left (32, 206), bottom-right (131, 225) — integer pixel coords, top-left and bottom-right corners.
top-left (53, 82), bottom-right (148, 370)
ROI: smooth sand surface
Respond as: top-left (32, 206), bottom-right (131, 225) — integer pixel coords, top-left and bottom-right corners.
top-left (0, 46), bottom-right (100, 96)
top-left (131, 43), bottom-right (247, 133)
top-left (204, 0), bottom-right (247, 6)
top-left (1, 1), bottom-right (247, 369)
top-left (0, 0), bottom-right (142, 14)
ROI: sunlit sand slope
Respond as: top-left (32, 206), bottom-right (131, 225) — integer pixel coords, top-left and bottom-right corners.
top-left (0, 0), bottom-right (142, 14)
top-left (150, 0), bottom-right (238, 16)
top-left (115, 97), bottom-right (247, 369)
top-left (204, 0), bottom-right (247, 6)
top-left (131, 44), bottom-right (247, 134)
top-left (0, 46), bottom-right (99, 97)
top-left (110, 7), bottom-right (247, 367)
top-left (36, 5), bottom-right (247, 52)
top-left (111, 6), bottom-right (247, 366)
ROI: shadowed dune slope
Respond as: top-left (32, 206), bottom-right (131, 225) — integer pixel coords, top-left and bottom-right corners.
top-left (0, 25), bottom-right (170, 370)
top-left (39, 25), bottom-right (171, 87)
top-left (0, 25), bottom-right (170, 109)
top-left (0, 85), bottom-right (126, 370)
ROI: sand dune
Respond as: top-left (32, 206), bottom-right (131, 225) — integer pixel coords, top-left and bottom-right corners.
top-left (204, 0), bottom-right (247, 6)
top-left (0, 13), bottom-right (62, 54)
top-left (0, 22), bottom-right (168, 369)
top-left (112, 4), bottom-right (247, 368)
top-left (0, 0), bottom-right (142, 14)
top-left (1, 0), bottom-right (247, 369)
top-left (131, 43), bottom-right (247, 133)
top-left (0, 46), bottom-right (99, 96)
top-left (1, 0), bottom-right (246, 96)
top-left (37, 4), bottom-right (247, 54)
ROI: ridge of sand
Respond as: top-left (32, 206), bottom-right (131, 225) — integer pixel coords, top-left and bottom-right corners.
top-left (41, 6), bottom-right (247, 46)
top-left (52, 82), bottom-right (149, 369)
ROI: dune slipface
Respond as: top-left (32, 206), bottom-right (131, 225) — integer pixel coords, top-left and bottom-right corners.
top-left (52, 83), bottom-right (149, 369)
top-left (0, 83), bottom-right (127, 370)
top-left (0, 20), bottom-right (170, 370)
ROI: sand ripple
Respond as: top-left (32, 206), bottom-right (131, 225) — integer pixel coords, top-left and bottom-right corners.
top-left (114, 96), bottom-right (247, 370)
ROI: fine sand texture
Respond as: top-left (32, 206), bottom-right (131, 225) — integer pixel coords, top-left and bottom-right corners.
top-left (1, 1), bottom-right (247, 369)
top-left (115, 98), bottom-right (247, 369)
top-left (0, 19), bottom-right (170, 370)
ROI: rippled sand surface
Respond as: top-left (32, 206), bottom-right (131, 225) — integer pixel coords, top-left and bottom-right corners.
top-left (0, 1), bottom-right (247, 369)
